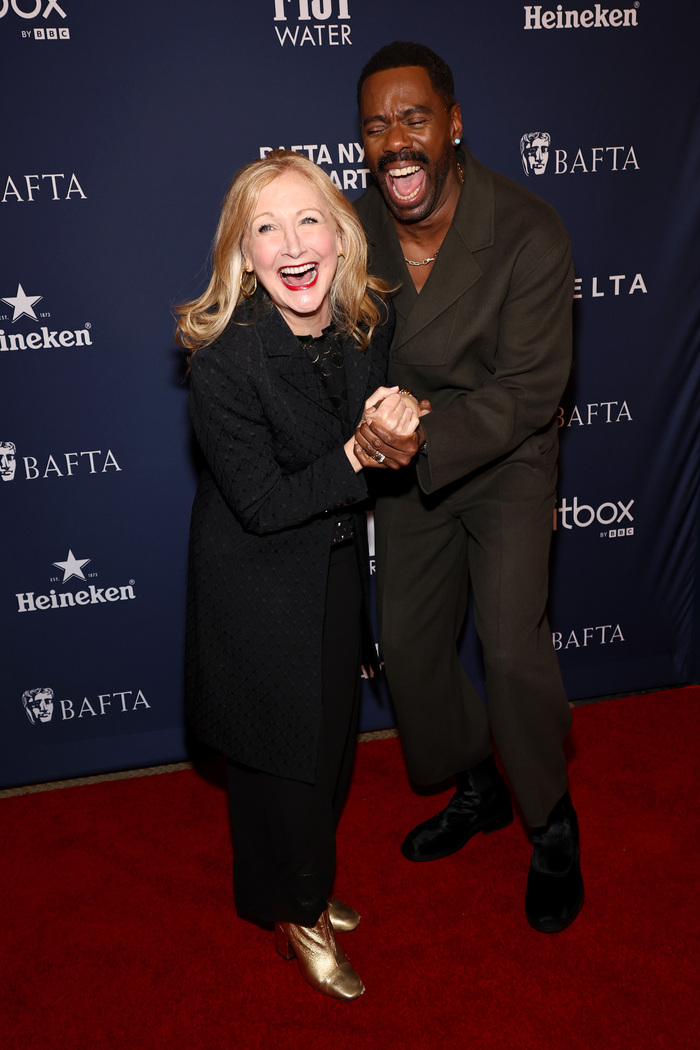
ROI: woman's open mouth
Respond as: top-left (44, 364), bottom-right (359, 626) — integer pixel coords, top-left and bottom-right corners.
top-left (279, 263), bottom-right (319, 290)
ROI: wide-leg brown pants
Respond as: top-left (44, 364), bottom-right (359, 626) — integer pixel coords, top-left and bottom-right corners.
top-left (374, 439), bottom-right (572, 828)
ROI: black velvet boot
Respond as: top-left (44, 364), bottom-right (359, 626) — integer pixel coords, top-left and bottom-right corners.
top-left (400, 755), bottom-right (513, 862)
top-left (525, 790), bottom-right (584, 933)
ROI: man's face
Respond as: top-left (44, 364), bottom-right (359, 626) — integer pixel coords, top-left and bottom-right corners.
top-left (360, 66), bottom-right (462, 225)
top-left (24, 690), bottom-right (54, 724)
top-left (524, 136), bottom-right (549, 175)
top-left (0, 445), bottom-right (16, 481)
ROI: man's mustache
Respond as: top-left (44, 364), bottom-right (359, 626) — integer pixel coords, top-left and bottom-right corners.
top-left (377, 149), bottom-right (430, 173)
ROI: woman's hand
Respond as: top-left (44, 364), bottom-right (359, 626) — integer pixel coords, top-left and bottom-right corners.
top-left (345, 386), bottom-right (417, 472)
top-left (354, 396), bottom-right (432, 470)
top-left (363, 387), bottom-right (420, 437)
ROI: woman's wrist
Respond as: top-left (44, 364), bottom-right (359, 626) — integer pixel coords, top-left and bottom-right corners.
top-left (344, 436), bottom-right (363, 473)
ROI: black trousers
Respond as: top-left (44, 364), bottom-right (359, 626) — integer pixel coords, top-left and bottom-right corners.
top-left (226, 541), bottom-right (362, 926)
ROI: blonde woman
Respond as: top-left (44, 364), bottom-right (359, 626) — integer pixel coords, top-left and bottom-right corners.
top-left (176, 151), bottom-right (418, 1000)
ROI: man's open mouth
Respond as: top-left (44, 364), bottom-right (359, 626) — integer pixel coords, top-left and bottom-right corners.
top-left (387, 164), bottom-right (426, 203)
top-left (279, 263), bottom-right (319, 290)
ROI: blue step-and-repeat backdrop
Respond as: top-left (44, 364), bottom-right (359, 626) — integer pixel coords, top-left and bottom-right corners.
top-left (2, 1), bottom-right (699, 788)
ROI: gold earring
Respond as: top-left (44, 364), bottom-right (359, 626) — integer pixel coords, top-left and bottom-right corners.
top-left (338, 250), bottom-right (346, 259)
top-left (240, 269), bottom-right (257, 296)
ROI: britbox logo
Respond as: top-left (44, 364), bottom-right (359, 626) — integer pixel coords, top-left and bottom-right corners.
top-left (32, 25), bottom-right (69, 38)
top-left (0, 0), bottom-right (66, 19)
top-left (273, 0), bottom-right (352, 47)
top-left (554, 496), bottom-right (635, 537)
top-left (1, 0), bottom-right (71, 38)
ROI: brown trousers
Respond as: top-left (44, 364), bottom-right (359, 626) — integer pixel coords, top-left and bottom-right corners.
top-left (374, 439), bottom-right (572, 828)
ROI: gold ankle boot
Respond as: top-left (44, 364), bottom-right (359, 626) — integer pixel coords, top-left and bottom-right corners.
top-left (327, 897), bottom-right (361, 932)
top-left (275, 910), bottom-right (365, 1000)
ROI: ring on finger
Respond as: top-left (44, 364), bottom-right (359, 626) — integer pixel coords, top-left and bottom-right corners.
top-left (373, 450), bottom-right (386, 464)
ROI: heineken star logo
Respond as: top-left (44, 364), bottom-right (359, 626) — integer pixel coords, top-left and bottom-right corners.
top-left (52, 550), bottom-right (91, 583)
top-left (1, 284), bottom-right (43, 323)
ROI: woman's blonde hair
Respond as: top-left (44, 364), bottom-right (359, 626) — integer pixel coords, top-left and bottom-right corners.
top-left (175, 150), bottom-right (390, 354)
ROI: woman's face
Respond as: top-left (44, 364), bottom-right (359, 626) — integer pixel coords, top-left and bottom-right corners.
top-left (244, 171), bottom-right (342, 337)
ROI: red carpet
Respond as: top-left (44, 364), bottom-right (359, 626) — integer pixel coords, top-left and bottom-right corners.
top-left (1, 688), bottom-right (698, 1049)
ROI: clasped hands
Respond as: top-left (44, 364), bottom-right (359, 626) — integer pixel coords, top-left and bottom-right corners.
top-left (354, 387), bottom-right (431, 471)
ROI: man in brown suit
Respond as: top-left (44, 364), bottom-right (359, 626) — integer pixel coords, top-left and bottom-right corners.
top-left (353, 41), bottom-right (584, 932)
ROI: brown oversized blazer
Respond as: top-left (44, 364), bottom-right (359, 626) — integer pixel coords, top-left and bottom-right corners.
top-left (355, 153), bottom-right (575, 785)
top-left (185, 292), bottom-right (392, 782)
top-left (355, 150), bottom-right (574, 493)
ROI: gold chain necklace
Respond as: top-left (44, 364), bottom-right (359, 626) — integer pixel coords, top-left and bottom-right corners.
top-left (404, 249), bottom-right (439, 267)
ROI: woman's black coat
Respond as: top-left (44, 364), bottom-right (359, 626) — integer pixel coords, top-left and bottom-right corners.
top-left (185, 293), bottom-right (392, 783)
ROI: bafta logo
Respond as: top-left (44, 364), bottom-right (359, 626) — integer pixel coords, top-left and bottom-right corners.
top-left (22, 687), bottom-right (55, 725)
top-left (0, 441), bottom-right (16, 482)
top-left (520, 132), bottom-right (551, 176)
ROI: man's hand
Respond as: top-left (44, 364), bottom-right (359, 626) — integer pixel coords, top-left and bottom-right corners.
top-left (354, 408), bottom-right (430, 470)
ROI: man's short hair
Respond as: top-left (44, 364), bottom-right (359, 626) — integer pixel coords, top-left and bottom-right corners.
top-left (357, 41), bottom-right (455, 110)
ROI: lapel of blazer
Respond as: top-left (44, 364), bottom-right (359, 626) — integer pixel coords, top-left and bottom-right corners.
top-left (248, 294), bottom-right (337, 418)
top-left (246, 292), bottom-right (372, 432)
top-left (362, 189), bottom-right (416, 335)
top-left (343, 330), bottom-right (373, 428)
top-left (362, 154), bottom-right (495, 351)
